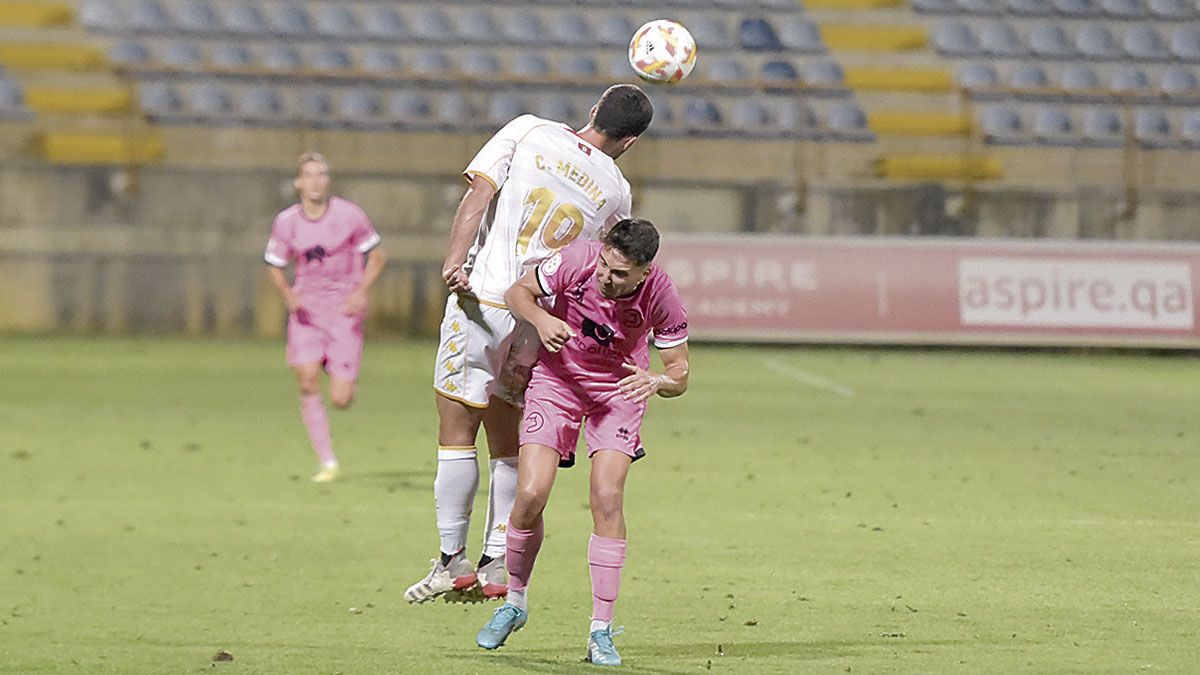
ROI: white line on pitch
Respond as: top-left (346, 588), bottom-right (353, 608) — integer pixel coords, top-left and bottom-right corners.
top-left (762, 358), bottom-right (856, 398)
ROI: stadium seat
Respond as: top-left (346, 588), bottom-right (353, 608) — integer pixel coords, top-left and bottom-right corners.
top-left (338, 88), bottom-right (382, 124)
top-left (597, 16), bottom-right (635, 47)
top-left (1110, 66), bottom-right (1151, 93)
top-left (191, 83), bottom-right (233, 117)
top-left (1146, 0), bottom-right (1193, 17)
top-left (461, 52), bottom-right (502, 78)
top-left (803, 60), bottom-right (845, 88)
top-left (913, 0), bottom-right (958, 12)
top-left (689, 16), bottom-right (733, 50)
top-left (646, 96), bottom-right (675, 127)
top-left (1100, 0), bottom-right (1145, 17)
top-left (771, 99), bottom-right (820, 137)
top-left (486, 94), bottom-right (526, 125)
top-left (827, 101), bottom-right (873, 141)
top-left (314, 6), bottom-right (358, 39)
top-left (435, 92), bottom-right (475, 127)
top-left (296, 88), bottom-right (333, 120)
top-left (78, 0), bottom-right (122, 32)
top-left (980, 105), bottom-right (1026, 143)
top-left (559, 54), bottom-right (599, 78)
top-left (1124, 25), bottom-right (1169, 61)
top-left (1010, 63), bottom-right (1050, 89)
top-left (683, 98), bottom-right (722, 129)
top-left (511, 52), bottom-right (551, 78)
top-left (261, 44), bottom-right (302, 71)
top-left (311, 48), bottom-right (354, 73)
top-left (361, 48), bottom-right (402, 75)
top-left (777, 17), bottom-right (824, 53)
top-left (1081, 107), bottom-right (1124, 146)
top-left (739, 18), bottom-right (783, 51)
top-left (957, 62), bottom-right (1000, 90)
top-left (162, 42), bottom-right (202, 69)
top-left (211, 43), bottom-right (254, 69)
top-left (458, 8), bottom-right (498, 43)
top-left (1030, 25), bottom-right (1077, 58)
top-left (138, 81), bottom-right (182, 117)
top-left (239, 85), bottom-right (283, 121)
top-left (1169, 27), bottom-right (1200, 63)
top-left (501, 12), bottom-right (546, 45)
top-left (411, 7), bottom-right (454, 43)
top-left (1160, 67), bottom-right (1199, 96)
top-left (176, 0), bottom-right (218, 34)
top-left (268, 3), bottom-right (311, 37)
top-left (362, 7), bottom-right (407, 40)
top-left (933, 22), bottom-right (981, 57)
top-left (388, 90), bottom-right (432, 123)
top-left (1032, 106), bottom-right (1077, 144)
top-left (549, 14), bottom-right (592, 46)
top-left (604, 54), bottom-right (631, 80)
top-left (1180, 110), bottom-right (1200, 144)
top-left (1008, 0), bottom-right (1055, 13)
top-left (1053, 0), bottom-right (1102, 16)
top-left (706, 58), bottom-right (748, 83)
top-left (1060, 64), bottom-right (1101, 90)
top-left (533, 95), bottom-right (577, 123)
top-left (411, 50), bottom-right (452, 77)
top-left (761, 60), bottom-right (800, 84)
top-left (958, 0), bottom-right (1005, 14)
top-left (730, 99), bottom-right (771, 132)
top-left (129, 0), bottom-right (169, 33)
top-left (222, 2), bottom-right (268, 35)
top-left (109, 41), bottom-right (150, 66)
top-left (979, 21), bottom-right (1026, 57)
top-left (1077, 24), bottom-right (1122, 60)
top-left (1134, 107), bottom-right (1173, 147)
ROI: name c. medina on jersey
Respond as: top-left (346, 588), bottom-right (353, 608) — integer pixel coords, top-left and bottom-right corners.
top-left (533, 154), bottom-right (607, 210)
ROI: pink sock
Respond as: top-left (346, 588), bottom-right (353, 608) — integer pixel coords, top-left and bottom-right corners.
top-left (300, 393), bottom-right (336, 466)
top-left (505, 521), bottom-right (545, 593)
top-left (588, 534), bottom-right (627, 622)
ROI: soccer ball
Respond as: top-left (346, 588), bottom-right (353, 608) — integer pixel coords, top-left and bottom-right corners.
top-left (628, 20), bottom-right (698, 85)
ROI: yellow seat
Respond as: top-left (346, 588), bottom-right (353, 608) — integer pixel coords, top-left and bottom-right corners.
top-left (868, 111), bottom-right (972, 136)
top-left (874, 154), bottom-right (1002, 180)
top-left (821, 25), bottom-right (927, 52)
top-left (25, 87), bottom-right (133, 114)
top-left (844, 67), bottom-right (954, 93)
top-left (0, 43), bottom-right (106, 70)
top-left (38, 132), bottom-right (163, 165)
top-left (0, 3), bottom-right (72, 27)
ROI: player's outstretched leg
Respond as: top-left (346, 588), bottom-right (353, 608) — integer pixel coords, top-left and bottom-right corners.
top-left (404, 550), bottom-right (477, 603)
top-left (585, 625), bottom-right (622, 666)
top-left (476, 603), bottom-right (527, 649)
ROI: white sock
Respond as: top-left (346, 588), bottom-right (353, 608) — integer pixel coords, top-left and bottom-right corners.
top-left (482, 457), bottom-right (519, 559)
top-left (507, 588), bottom-right (527, 611)
top-left (590, 619), bottom-right (610, 634)
top-left (434, 446), bottom-right (479, 556)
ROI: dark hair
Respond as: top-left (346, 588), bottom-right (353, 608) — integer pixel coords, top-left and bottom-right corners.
top-left (592, 85), bottom-right (653, 139)
top-left (603, 218), bottom-right (660, 266)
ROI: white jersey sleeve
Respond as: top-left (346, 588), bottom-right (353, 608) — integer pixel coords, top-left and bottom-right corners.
top-left (604, 177), bottom-right (633, 230)
top-left (462, 114), bottom-right (546, 192)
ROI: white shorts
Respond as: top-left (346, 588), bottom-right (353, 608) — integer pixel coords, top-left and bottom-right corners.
top-left (433, 294), bottom-right (538, 408)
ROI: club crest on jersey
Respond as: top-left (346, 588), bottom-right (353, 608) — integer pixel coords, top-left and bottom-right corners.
top-left (303, 245), bottom-right (327, 263)
top-left (581, 317), bottom-right (615, 347)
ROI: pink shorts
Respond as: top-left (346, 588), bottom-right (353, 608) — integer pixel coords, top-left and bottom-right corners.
top-left (520, 367), bottom-right (647, 467)
top-left (286, 305), bottom-right (364, 381)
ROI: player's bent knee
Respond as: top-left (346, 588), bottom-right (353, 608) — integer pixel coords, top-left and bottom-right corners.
top-left (331, 392), bottom-right (354, 409)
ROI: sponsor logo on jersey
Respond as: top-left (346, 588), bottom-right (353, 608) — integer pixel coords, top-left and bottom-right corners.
top-left (581, 317), bottom-right (615, 347)
top-left (303, 245), bottom-right (328, 263)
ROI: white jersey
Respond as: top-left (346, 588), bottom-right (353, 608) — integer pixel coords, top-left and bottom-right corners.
top-left (462, 114), bottom-right (633, 306)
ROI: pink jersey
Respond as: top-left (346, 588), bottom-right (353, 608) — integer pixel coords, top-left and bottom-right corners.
top-left (533, 240), bottom-right (688, 396)
top-left (264, 196), bottom-right (381, 302)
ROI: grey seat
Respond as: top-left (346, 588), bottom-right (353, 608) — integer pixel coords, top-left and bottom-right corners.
top-left (1134, 107), bottom-right (1173, 146)
top-left (362, 7), bottom-right (407, 40)
top-left (361, 49), bottom-right (402, 74)
top-left (934, 22), bottom-right (980, 57)
top-left (487, 94), bottom-right (527, 126)
top-left (1053, 0), bottom-right (1101, 15)
top-left (549, 14), bottom-right (592, 46)
top-left (314, 6), bottom-right (358, 38)
top-left (689, 16), bottom-right (733, 50)
top-left (458, 8), bottom-right (498, 43)
top-left (435, 92), bottom-right (475, 126)
top-left (777, 16), bottom-right (824, 53)
top-left (162, 43), bottom-right (203, 69)
top-left (109, 41), bottom-right (150, 66)
top-left (913, 0), bottom-right (958, 12)
top-left (1110, 66), bottom-right (1151, 93)
top-left (461, 52), bottom-right (502, 77)
top-left (223, 2), bottom-right (268, 35)
top-left (1147, 0), bottom-right (1193, 17)
top-left (1180, 110), bottom-right (1200, 144)
top-left (312, 48), bottom-right (354, 73)
top-left (1160, 67), bottom-right (1199, 95)
top-left (411, 7), bottom-right (454, 42)
top-left (1008, 0), bottom-right (1054, 13)
top-left (501, 12), bottom-right (546, 45)
top-left (1081, 107), bottom-right (1124, 145)
top-left (296, 88), bottom-right (333, 120)
top-left (979, 21), bottom-right (1026, 56)
top-left (240, 86), bottom-right (283, 120)
top-left (176, 0), bottom-right (218, 34)
top-left (533, 95), bottom-right (577, 123)
top-left (129, 0), bottom-right (169, 32)
top-left (739, 17), bottom-right (783, 51)
top-left (761, 60), bottom-right (800, 84)
top-left (1124, 24), bottom-right (1169, 60)
top-left (78, 0), bottom-right (123, 32)
top-left (730, 100), bottom-right (772, 132)
top-left (684, 98), bottom-right (722, 128)
top-left (1030, 25), bottom-right (1076, 58)
top-left (211, 43), bottom-right (254, 69)
top-left (958, 0), bottom-right (1005, 13)
top-left (261, 45), bottom-right (302, 71)
top-left (388, 91), bottom-right (432, 122)
top-left (1032, 106), bottom-right (1076, 144)
top-left (827, 101), bottom-right (873, 141)
top-left (1077, 24), bottom-right (1122, 59)
top-left (957, 63), bottom-right (1000, 89)
top-left (338, 88), bottom-right (382, 123)
top-left (1060, 64), bottom-right (1101, 90)
top-left (803, 60), bottom-right (845, 88)
top-left (269, 3), bottom-right (311, 37)
top-left (705, 58), bottom-right (748, 83)
top-left (646, 96), bottom-right (674, 128)
top-left (1010, 63), bottom-right (1050, 89)
top-left (559, 54), bottom-right (599, 78)
top-left (1169, 27), bottom-right (1200, 62)
top-left (1100, 0), bottom-right (1145, 17)
top-left (980, 105), bottom-right (1025, 143)
top-left (139, 82), bottom-right (182, 116)
top-left (411, 50), bottom-right (452, 77)
top-left (597, 16), bottom-right (635, 47)
top-left (191, 83), bottom-right (233, 117)
top-left (512, 53), bottom-right (551, 78)
top-left (771, 99), bottom-right (819, 137)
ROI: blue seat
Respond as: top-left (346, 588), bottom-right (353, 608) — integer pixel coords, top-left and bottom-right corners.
top-left (980, 106), bottom-right (1025, 143)
top-left (1033, 106), bottom-right (1076, 144)
top-left (761, 60), bottom-right (799, 84)
top-left (913, 0), bottom-right (958, 12)
top-left (730, 100), bottom-right (771, 132)
top-left (770, 99), bottom-right (819, 136)
top-left (339, 89), bottom-right (382, 123)
top-left (388, 91), bottom-right (432, 122)
top-left (138, 82), bottom-right (182, 116)
top-left (411, 7), bottom-right (454, 42)
top-left (361, 49), bottom-right (402, 74)
top-left (1008, 0), bottom-right (1054, 13)
top-left (296, 88), bottom-right (333, 120)
top-left (1110, 66), bottom-right (1151, 93)
top-left (176, 1), bottom-right (217, 34)
top-left (269, 3), bottom-right (311, 37)
top-left (191, 83), bottom-right (233, 117)
top-left (803, 60), bottom-right (845, 88)
top-left (1100, 0), bottom-right (1145, 17)
top-left (533, 95), bottom-right (577, 123)
top-left (1060, 64), bottom-right (1101, 90)
top-left (1081, 107), bottom-right (1124, 145)
top-left (487, 94), bottom-right (527, 125)
top-left (1181, 110), bottom-right (1200, 145)
top-left (435, 92), bottom-right (475, 127)
top-left (129, 0), bottom-right (169, 32)
top-left (560, 54), bottom-right (599, 78)
top-left (1161, 67), bottom-right (1199, 96)
top-left (827, 101), bottom-right (873, 141)
top-left (739, 18), bottom-right (783, 51)
top-left (1030, 25), bottom-right (1076, 58)
top-left (312, 48), bottom-right (354, 73)
top-left (512, 53), bottom-right (552, 78)
top-left (261, 45), bottom-right (302, 71)
top-left (979, 21), bottom-right (1026, 56)
top-left (1169, 27), bottom-right (1200, 63)
top-left (412, 51), bottom-right (452, 77)
top-left (958, 0), bottom-right (1005, 13)
top-left (109, 41), bottom-right (150, 66)
top-left (314, 6), bottom-right (358, 38)
top-left (1147, 0), bottom-right (1193, 17)
top-left (223, 2), bottom-right (268, 35)
top-left (549, 14), bottom-right (592, 46)
top-left (604, 54), bottom-right (632, 80)
top-left (461, 52), bottom-right (502, 77)
top-left (162, 43), bottom-right (202, 69)
top-left (1010, 63), bottom-right (1050, 89)
top-left (1053, 0), bottom-right (1101, 15)
top-left (211, 43), bottom-right (254, 69)
top-left (933, 22), bottom-right (981, 57)
top-left (501, 12), bottom-right (546, 45)
top-left (1125, 25), bottom-right (1169, 61)
top-left (777, 17), bottom-right (824, 53)
top-left (458, 8), bottom-right (498, 43)
top-left (684, 98), bottom-right (722, 128)
top-left (78, 0), bottom-right (123, 32)
top-left (1134, 108), bottom-right (1173, 147)
top-left (597, 16), bottom-right (635, 47)
top-left (240, 86), bottom-right (283, 120)
top-left (705, 58), bottom-right (747, 83)
top-left (362, 7), bottom-right (407, 40)
top-left (689, 16), bottom-right (733, 50)
top-left (958, 63), bottom-right (1000, 90)
top-left (1076, 24), bottom-right (1121, 59)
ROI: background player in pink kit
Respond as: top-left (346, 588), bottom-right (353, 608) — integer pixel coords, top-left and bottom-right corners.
top-left (264, 153), bottom-right (386, 483)
top-left (475, 219), bottom-right (690, 666)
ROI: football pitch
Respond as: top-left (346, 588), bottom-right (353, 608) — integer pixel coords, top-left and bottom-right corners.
top-left (2, 337), bottom-right (1198, 673)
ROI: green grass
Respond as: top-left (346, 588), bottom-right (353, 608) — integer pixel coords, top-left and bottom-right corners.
top-left (1, 337), bottom-right (1198, 673)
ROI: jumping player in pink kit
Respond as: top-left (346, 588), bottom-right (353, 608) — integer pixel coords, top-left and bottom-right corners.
top-left (264, 152), bottom-right (386, 483)
top-left (475, 219), bottom-right (690, 666)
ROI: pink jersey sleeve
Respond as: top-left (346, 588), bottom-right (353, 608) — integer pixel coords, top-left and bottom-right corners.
top-left (534, 240), bottom-right (595, 297)
top-left (649, 274), bottom-right (689, 349)
top-left (264, 213), bottom-right (292, 268)
top-left (348, 202), bottom-right (381, 254)
top-left (463, 114), bottom-right (545, 191)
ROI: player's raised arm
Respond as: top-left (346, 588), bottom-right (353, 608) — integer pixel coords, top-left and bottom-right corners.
top-left (442, 174), bottom-right (497, 294)
top-left (504, 270), bottom-right (575, 353)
